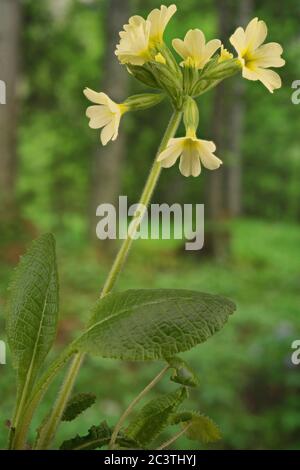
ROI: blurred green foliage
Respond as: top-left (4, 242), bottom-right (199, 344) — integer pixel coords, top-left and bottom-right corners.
top-left (1, 219), bottom-right (300, 449)
top-left (15, 0), bottom-right (300, 235)
top-left (0, 0), bottom-right (300, 450)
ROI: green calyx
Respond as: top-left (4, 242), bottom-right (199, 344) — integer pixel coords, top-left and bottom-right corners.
top-left (183, 97), bottom-right (199, 134)
top-left (123, 93), bottom-right (166, 112)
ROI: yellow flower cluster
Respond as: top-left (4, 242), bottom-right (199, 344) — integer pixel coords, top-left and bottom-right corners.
top-left (84, 4), bottom-right (285, 177)
top-left (115, 5), bottom-right (177, 65)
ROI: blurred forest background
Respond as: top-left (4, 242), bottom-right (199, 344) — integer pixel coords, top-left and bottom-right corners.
top-left (0, 0), bottom-right (300, 450)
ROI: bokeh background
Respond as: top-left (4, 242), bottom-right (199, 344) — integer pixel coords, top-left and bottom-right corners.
top-left (1, 0), bottom-right (300, 450)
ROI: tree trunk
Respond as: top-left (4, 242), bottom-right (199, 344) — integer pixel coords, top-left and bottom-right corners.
top-left (89, 0), bottom-right (129, 242)
top-left (205, 0), bottom-right (233, 259)
top-left (205, 0), bottom-right (252, 258)
top-left (0, 0), bottom-right (21, 215)
top-left (227, 0), bottom-right (253, 217)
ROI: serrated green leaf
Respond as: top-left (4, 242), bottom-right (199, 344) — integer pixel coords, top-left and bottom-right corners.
top-left (60, 421), bottom-right (138, 450)
top-left (62, 393), bottom-right (96, 422)
top-left (60, 421), bottom-right (111, 450)
top-left (167, 356), bottom-right (199, 387)
top-left (170, 411), bottom-right (221, 443)
top-left (76, 289), bottom-right (235, 361)
top-left (6, 234), bottom-right (59, 399)
top-left (126, 387), bottom-right (187, 447)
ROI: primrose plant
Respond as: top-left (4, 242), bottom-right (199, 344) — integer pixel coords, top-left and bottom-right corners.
top-left (6, 5), bottom-right (284, 450)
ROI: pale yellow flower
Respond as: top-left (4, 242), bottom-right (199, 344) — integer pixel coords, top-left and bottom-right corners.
top-left (157, 131), bottom-right (222, 177)
top-left (147, 4), bottom-right (177, 44)
top-left (219, 45), bottom-right (233, 63)
top-left (115, 15), bottom-right (151, 66)
top-left (230, 17), bottom-right (285, 93)
top-left (115, 5), bottom-right (176, 66)
top-left (84, 88), bottom-right (127, 146)
top-left (172, 29), bottom-right (221, 69)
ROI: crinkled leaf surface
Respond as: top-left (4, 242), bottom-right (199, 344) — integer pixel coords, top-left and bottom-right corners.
top-left (62, 393), bottom-right (96, 422)
top-left (126, 387), bottom-right (187, 447)
top-left (60, 421), bottom-right (138, 450)
top-left (77, 289), bottom-right (236, 361)
top-left (60, 421), bottom-right (111, 450)
top-left (6, 234), bottom-right (59, 394)
top-left (170, 411), bottom-right (221, 443)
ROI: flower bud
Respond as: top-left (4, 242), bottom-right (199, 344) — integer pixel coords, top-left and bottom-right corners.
top-left (149, 60), bottom-right (183, 109)
top-left (183, 64), bottom-right (199, 95)
top-left (126, 64), bottom-right (161, 89)
top-left (200, 58), bottom-right (241, 80)
top-left (192, 59), bottom-right (241, 97)
top-left (157, 43), bottom-right (182, 75)
top-left (192, 79), bottom-right (220, 97)
top-left (123, 93), bottom-right (165, 111)
top-left (183, 97), bottom-right (199, 132)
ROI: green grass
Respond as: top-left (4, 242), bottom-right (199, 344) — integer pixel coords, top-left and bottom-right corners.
top-left (1, 218), bottom-right (300, 449)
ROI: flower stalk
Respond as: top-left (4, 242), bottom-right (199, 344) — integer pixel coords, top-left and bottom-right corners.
top-left (33, 109), bottom-right (182, 450)
top-left (109, 365), bottom-right (170, 450)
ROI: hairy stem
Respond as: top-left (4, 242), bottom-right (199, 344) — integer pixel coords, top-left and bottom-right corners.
top-left (109, 365), bottom-right (169, 449)
top-left (10, 344), bottom-right (77, 450)
top-left (32, 109), bottom-right (182, 450)
top-left (157, 423), bottom-right (192, 450)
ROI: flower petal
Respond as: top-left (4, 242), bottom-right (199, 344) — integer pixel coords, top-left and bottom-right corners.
top-left (111, 116), bottom-right (120, 141)
top-left (86, 105), bottom-right (111, 120)
top-left (191, 148), bottom-right (201, 177)
top-left (198, 140), bottom-right (222, 170)
top-left (172, 38), bottom-right (189, 59)
top-left (157, 141), bottom-right (184, 168)
top-left (245, 18), bottom-right (268, 51)
top-left (204, 39), bottom-right (221, 59)
top-left (179, 148), bottom-right (193, 177)
top-left (254, 42), bottom-right (285, 68)
top-left (255, 67), bottom-right (282, 93)
top-left (115, 16), bottom-right (151, 65)
top-left (230, 26), bottom-right (246, 54)
top-left (100, 120), bottom-right (116, 146)
top-left (242, 66), bottom-right (259, 81)
top-left (89, 115), bottom-right (112, 129)
top-left (84, 88), bottom-right (110, 105)
top-left (148, 4), bottom-right (177, 42)
top-left (185, 29), bottom-right (205, 57)
top-left (173, 29), bottom-right (220, 69)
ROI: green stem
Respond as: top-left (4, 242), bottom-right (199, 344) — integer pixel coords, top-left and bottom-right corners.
top-left (8, 381), bottom-right (33, 449)
top-left (109, 366), bottom-right (169, 450)
top-left (101, 109), bottom-right (182, 295)
top-left (34, 353), bottom-right (84, 450)
top-left (32, 109), bottom-right (182, 450)
top-left (157, 423), bottom-right (191, 450)
top-left (10, 344), bottom-right (76, 450)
